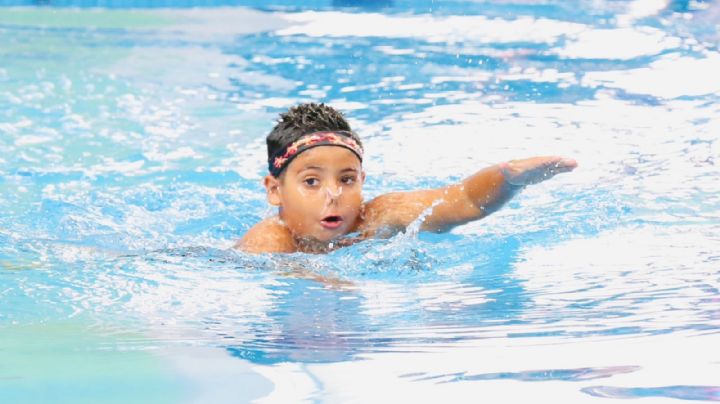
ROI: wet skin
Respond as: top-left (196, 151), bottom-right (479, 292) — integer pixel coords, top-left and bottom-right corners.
top-left (236, 149), bottom-right (577, 254)
top-left (263, 146), bottom-right (365, 246)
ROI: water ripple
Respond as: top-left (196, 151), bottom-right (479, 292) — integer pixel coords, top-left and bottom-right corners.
top-left (0, 5), bottom-right (718, 400)
top-left (582, 385), bottom-right (720, 401)
top-left (404, 365), bottom-right (641, 383)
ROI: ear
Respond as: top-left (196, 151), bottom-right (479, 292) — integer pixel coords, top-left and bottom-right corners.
top-left (263, 175), bottom-right (282, 206)
top-left (360, 170), bottom-right (366, 184)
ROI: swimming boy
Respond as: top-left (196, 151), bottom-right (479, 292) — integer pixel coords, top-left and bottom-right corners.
top-left (236, 103), bottom-right (577, 254)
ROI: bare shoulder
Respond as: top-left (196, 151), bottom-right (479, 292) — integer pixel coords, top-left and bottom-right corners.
top-left (360, 189), bottom-right (444, 236)
top-left (362, 192), bottom-right (407, 222)
top-left (234, 216), bottom-right (296, 254)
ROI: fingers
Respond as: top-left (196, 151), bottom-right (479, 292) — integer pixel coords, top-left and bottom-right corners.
top-left (556, 158), bottom-right (578, 170)
top-left (501, 156), bottom-right (577, 186)
top-left (549, 158), bottom-right (578, 174)
top-left (528, 157), bottom-right (577, 184)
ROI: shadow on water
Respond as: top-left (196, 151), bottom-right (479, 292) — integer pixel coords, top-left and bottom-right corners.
top-left (227, 278), bottom-right (367, 364)
top-left (224, 233), bottom-right (531, 364)
top-left (582, 385), bottom-right (720, 402)
top-left (402, 365), bottom-right (641, 384)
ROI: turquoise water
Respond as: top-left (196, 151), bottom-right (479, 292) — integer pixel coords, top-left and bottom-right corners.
top-left (1, 1), bottom-right (719, 402)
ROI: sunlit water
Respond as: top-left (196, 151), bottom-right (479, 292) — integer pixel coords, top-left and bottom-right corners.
top-left (1, 1), bottom-right (719, 402)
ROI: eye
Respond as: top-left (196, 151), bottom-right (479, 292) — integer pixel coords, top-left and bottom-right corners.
top-left (304, 177), bottom-right (319, 187)
top-left (341, 175), bottom-right (356, 185)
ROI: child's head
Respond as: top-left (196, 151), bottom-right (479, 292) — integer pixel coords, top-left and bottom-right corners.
top-left (264, 103), bottom-right (365, 243)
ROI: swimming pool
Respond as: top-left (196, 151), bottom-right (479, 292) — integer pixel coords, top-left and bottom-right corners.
top-left (1, 0), bottom-right (719, 402)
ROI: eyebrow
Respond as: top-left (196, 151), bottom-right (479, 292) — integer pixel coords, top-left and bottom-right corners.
top-left (298, 165), bottom-right (324, 173)
top-left (298, 166), bottom-right (358, 174)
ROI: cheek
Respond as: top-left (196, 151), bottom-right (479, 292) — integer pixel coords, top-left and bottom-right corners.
top-left (284, 184), bottom-right (316, 201)
top-left (282, 187), bottom-right (323, 214)
top-left (293, 184), bottom-right (315, 199)
top-left (340, 187), bottom-right (363, 206)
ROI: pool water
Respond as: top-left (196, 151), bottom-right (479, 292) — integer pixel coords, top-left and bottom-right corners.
top-left (1, 1), bottom-right (719, 402)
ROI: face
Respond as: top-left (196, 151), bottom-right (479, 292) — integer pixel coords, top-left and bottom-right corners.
top-left (265, 146), bottom-right (365, 243)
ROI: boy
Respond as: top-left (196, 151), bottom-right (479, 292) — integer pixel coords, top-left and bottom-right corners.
top-left (236, 103), bottom-right (577, 254)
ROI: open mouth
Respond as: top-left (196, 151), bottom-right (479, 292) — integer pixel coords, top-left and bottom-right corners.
top-left (320, 215), bottom-right (344, 229)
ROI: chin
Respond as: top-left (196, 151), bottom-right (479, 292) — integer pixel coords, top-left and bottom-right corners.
top-left (292, 227), bottom-right (339, 244)
top-left (314, 233), bottom-right (341, 243)
top-left (318, 227), bottom-right (351, 242)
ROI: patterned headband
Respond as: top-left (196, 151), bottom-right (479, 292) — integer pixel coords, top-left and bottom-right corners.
top-left (269, 130), bottom-right (364, 177)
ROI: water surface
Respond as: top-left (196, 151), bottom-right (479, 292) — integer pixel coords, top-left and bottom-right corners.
top-left (1, 1), bottom-right (719, 402)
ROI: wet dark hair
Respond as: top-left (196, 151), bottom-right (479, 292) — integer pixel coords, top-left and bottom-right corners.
top-left (266, 103), bottom-right (363, 177)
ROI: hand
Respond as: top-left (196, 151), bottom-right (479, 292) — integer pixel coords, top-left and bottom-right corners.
top-left (499, 156), bottom-right (577, 186)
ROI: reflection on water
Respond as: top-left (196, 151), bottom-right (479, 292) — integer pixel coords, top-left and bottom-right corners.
top-left (403, 365), bottom-right (641, 383)
top-left (583, 385), bottom-right (720, 401)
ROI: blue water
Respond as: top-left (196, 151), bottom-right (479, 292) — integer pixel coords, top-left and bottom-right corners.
top-left (1, 1), bottom-right (719, 402)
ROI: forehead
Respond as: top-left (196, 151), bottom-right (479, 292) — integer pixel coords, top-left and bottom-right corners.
top-left (287, 146), bottom-right (361, 172)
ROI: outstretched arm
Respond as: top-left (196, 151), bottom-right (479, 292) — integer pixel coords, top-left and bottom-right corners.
top-left (361, 156), bottom-right (577, 235)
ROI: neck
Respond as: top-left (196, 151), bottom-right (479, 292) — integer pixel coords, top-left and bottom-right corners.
top-left (293, 236), bottom-right (335, 254)
top-left (293, 233), bottom-right (363, 254)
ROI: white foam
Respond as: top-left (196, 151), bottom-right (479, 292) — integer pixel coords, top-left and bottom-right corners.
top-left (0, 118), bottom-right (33, 135)
top-left (278, 12), bottom-right (586, 44)
top-left (554, 27), bottom-right (681, 60)
top-left (220, 139), bottom-right (266, 179)
top-left (361, 96), bottom-right (719, 187)
top-left (144, 146), bottom-right (202, 162)
top-left (582, 51), bottom-right (720, 98)
top-left (617, 0), bottom-right (670, 26)
top-left (500, 67), bottom-right (577, 85)
top-left (299, 331), bottom-right (720, 404)
top-left (14, 135), bottom-right (53, 146)
top-left (61, 113), bottom-right (92, 130)
top-left (88, 158), bottom-right (145, 175)
top-left (154, 7), bottom-right (291, 41)
top-left (277, 11), bottom-right (682, 62)
top-left (514, 226), bottom-right (720, 330)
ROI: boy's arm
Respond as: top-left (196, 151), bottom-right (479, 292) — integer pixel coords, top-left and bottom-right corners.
top-left (361, 156), bottom-right (577, 235)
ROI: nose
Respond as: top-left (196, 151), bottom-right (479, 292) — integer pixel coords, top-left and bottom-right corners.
top-left (325, 184), bottom-right (342, 204)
